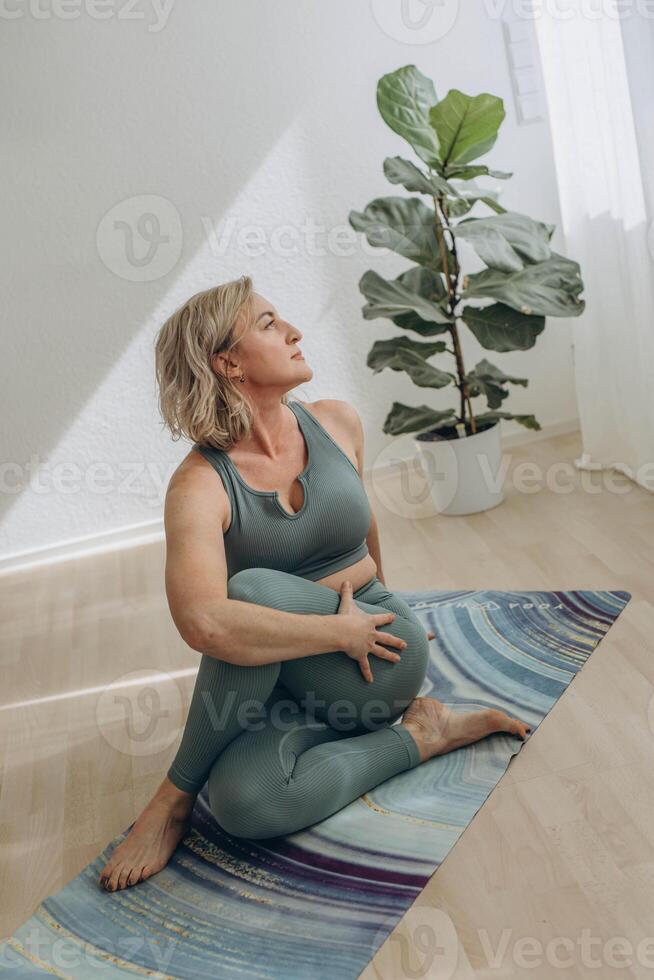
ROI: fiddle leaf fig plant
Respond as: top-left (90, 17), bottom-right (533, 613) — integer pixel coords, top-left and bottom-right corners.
top-left (348, 64), bottom-right (585, 438)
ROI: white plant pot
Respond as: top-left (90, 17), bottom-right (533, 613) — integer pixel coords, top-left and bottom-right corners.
top-left (414, 421), bottom-right (505, 516)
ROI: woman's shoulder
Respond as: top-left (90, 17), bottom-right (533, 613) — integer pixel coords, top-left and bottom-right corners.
top-left (167, 447), bottom-right (232, 531)
top-left (300, 398), bottom-right (361, 430)
top-left (298, 399), bottom-right (362, 473)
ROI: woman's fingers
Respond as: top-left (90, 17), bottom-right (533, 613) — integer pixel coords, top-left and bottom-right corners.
top-left (373, 611), bottom-right (396, 625)
top-left (338, 580), bottom-right (353, 609)
top-left (358, 654), bottom-right (373, 683)
top-left (376, 631), bottom-right (407, 651)
top-left (371, 647), bottom-right (402, 663)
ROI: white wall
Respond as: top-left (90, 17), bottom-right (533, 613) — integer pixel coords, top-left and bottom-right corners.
top-left (1, 1), bottom-right (578, 561)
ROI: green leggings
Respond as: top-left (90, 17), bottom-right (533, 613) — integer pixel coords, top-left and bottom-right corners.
top-left (167, 568), bottom-right (430, 839)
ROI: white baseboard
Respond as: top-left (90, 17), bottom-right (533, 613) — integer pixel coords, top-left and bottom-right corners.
top-left (0, 418), bottom-right (580, 579)
top-left (499, 416), bottom-right (580, 447)
top-left (0, 519), bottom-right (165, 578)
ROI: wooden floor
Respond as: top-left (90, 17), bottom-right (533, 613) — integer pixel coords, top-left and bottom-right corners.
top-left (1, 428), bottom-right (653, 978)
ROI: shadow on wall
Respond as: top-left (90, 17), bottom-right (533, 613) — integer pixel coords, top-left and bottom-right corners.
top-left (3, 4), bottom-right (307, 530)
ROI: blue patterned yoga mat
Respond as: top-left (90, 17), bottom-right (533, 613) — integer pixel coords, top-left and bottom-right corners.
top-left (1, 588), bottom-right (630, 979)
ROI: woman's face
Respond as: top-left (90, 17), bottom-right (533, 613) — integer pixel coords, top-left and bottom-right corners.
top-left (223, 292), bottom-right (313, 390)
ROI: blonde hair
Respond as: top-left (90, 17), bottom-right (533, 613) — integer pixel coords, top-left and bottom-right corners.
top-left (154, 275), bottom-right (289, 450)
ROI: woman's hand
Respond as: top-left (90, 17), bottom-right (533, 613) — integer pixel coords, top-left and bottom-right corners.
top-left (336, 580), bottom-right (408, 683)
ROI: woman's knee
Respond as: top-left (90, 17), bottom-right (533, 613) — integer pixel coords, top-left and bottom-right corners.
top-left (227, 566), bottom-right (283, 604)
top-left (403, 616), bottom-right (430, 669)
top-left (379, 616), bottom-right (430, 713)
top-left (208, 753), bottom-right (288, 840)
top-left (378, 608), bottom-right (429, 675)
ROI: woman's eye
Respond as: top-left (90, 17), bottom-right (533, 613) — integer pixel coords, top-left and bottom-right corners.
top-left (266, 319), bottom-right (276, 328)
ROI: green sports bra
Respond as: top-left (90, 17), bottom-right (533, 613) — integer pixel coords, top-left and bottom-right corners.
top-left (193, 399), bottom-right (372, 581)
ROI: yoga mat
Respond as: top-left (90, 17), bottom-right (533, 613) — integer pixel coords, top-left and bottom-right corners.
top-left (1, 587), bottom-right (630, 979)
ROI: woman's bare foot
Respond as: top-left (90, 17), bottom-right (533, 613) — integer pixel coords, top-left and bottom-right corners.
top-left (99, 776), bottom-right (196, 892)
top-left (400, 697), bottom-right (531, 764)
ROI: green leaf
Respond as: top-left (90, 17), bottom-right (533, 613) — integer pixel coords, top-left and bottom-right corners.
top-left (367, 336), bottom-right (448, 373)
top-left (462, 252), bottom-right (585, 316)
top-left (383, 156), bottom-right (460, 198)
top-left (473, 358), bottom-right (529, 386)
top-left (466, 358), bottom-right (528, 409)
top-left (444, 164), bottom-right (512, 180)
top-left (460, 303), bottom-right (545, 351)
top-left (358, 269), bottom-right (454, 326)
top-left (377, 65), bottom-right (440, 166)
top-left (454, 212), bottom-right (553, 272)
top-left (396, 264), bottom-right (448, 302)
top-left (368, 342), bottom-right (454, 388)
top-left (480, 196), bottom-right (508, 215)
top-left (349, 197), bottom-right (441, 269)
top-left (429, 90), bottom-right (505, 167)
top-left (474, 410), bottom-right (541, 431)
top-left (383, 401), bottom-right (457, 436)
top-left (445, 183), bottom-right (507, 217)
top-left (389, 266), bottom-right (452, 334)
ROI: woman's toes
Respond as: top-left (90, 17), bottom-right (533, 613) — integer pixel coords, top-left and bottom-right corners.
top-left (117, 867), bottom-right (133, 891)
top-left (126, 865), bottom-right (144, 887)
top-left (506, 716), bottom-right (530, 738)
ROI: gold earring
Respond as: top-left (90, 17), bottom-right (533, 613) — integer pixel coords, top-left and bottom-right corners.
top-left (239, 372), bottom-right (245, 383)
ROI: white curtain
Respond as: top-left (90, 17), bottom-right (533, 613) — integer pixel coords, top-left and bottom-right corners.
top-left (534, 1), bottom-right (654, 492)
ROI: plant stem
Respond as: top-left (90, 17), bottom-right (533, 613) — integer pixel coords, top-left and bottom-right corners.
top-left (432, 192), bottom-right (478, 434)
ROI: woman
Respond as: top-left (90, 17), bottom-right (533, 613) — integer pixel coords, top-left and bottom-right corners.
top-left (99, 276), bottom-right (530, 892)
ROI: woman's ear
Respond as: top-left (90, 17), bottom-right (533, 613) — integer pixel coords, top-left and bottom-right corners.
top-left (211, 351), bottom-right (238, 381)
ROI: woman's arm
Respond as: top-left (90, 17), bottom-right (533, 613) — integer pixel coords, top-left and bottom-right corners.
top-left (365, 512), bottom-right (385, 587)
top-left (164, 455), bottom-right (403, 666)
